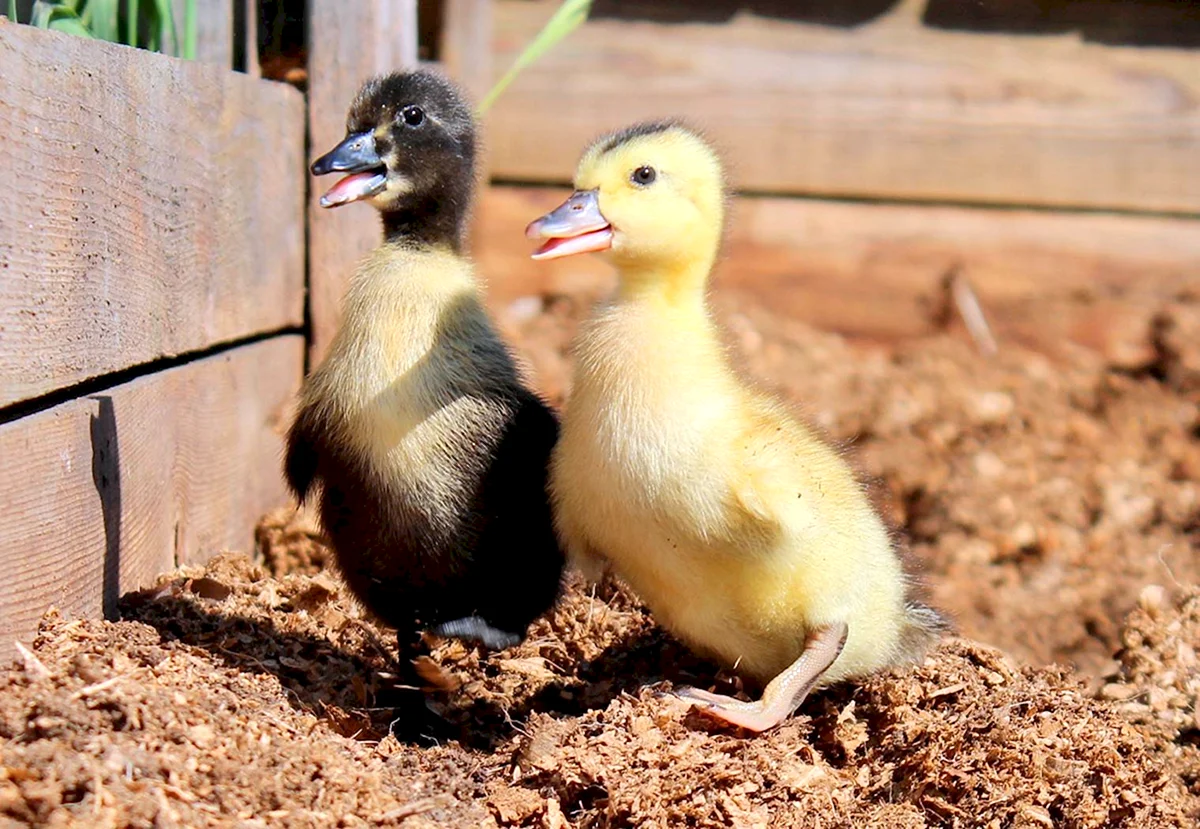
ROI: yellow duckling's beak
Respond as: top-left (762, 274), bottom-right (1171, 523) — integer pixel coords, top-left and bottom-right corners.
top-left (525, 189), bottom-right (613, 260)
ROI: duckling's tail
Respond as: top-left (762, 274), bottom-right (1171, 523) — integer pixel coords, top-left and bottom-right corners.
top-left (284, 407), bottom-right (321, 504)
top-left (898, 600), bottom-right (952, 659)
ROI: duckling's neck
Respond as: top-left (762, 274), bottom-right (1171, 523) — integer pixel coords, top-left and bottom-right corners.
top-left (614, 254), bottom-right (714, 310)
top-left (379, 194), bottom-right (467, 253)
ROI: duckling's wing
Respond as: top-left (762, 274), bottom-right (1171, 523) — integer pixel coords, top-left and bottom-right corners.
top-left (691, 464), bottom-right (785, 551)
top-left (729, 470), bottom-right (776, 523)
top-left (712, 402), bottom-right (822, 549)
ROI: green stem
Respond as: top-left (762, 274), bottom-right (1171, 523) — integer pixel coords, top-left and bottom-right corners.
top-left (128, 0), bottom-right (140, 46)
top-left (477, 0), bottom-right (592, 115)
top-left (183, 0), bottom-right (195, 60)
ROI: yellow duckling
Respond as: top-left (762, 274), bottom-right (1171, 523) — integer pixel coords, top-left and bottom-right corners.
top-left (525, 122), bottom-right (947, 732)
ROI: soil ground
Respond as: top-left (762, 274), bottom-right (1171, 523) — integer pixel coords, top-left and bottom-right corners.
top-left (3, 273), bottom-right (1200, 827)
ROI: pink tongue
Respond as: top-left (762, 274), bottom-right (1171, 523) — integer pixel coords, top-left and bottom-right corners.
top-left (320, 172), bottom-right (385, 207)
top-left (531, 228), bottom-right (614, 260)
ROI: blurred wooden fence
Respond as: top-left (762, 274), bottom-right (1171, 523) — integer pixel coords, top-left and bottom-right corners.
top-left (473, 0), bottom-right (1200, 365)
top-left (485, 0), bottom-right (1200, 212)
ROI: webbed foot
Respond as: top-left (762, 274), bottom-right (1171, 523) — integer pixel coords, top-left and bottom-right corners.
top-left (433, 615), bottom-right (523, 650)
top-left (675, 622), bottom-right (849, 733)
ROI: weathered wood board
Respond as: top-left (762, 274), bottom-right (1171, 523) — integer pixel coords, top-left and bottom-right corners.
top-left (0, 335), bottom-right (303, 660)
top-left (440, 0), bottom-right (493, 106)
top-left (475, 185), bottom-right (1200, 363)
top-left (440, 0), bottom-right (494, 184)
top-left (485, 0), bottom-right (1200, 213)
top-left (0, 21), bottom-right (305, 409)
top-left (307, 0), bottom-right (418, 364)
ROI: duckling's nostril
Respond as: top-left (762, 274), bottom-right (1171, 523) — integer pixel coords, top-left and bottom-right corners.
top-left (571, 204), bottom-right (582, 212)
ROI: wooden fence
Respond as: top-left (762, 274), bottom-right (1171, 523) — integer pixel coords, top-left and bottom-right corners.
top-left (473, 0), bottom-right (1200, 362)
top-left (485, 0), bottom-right (1200, 213)
top-left (0, 17), bottom-right (301, 657)
top-left (0, 1), bottom-right (423, 659)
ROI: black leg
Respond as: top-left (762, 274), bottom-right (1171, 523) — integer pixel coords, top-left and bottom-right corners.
top-left (382, 628), bottom-right (455, 745)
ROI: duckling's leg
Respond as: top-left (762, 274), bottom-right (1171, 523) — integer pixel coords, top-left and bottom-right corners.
top-left (675, 622), bottom-right (848, 733)
top-left (433, 616), bottom-right (523, 650)
top-left (387, 629), bottom-right (456, 743)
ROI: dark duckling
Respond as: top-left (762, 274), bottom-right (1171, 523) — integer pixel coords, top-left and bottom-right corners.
top-left (286, 70), bottom-right (564, 672)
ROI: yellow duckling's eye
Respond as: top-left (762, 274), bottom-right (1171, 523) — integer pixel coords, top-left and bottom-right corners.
top-left (630, 165), bottom-right (656, 186)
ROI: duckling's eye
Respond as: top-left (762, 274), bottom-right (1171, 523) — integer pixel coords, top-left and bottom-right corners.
top-left (631, 165), bottom-right (656, 186)
top-left (401, 105), bottom-right (425, 127)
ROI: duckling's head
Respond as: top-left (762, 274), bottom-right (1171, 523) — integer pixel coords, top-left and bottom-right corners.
top-left (527, 121), bottom-right (725, 282)
top-left (311, 69), bottom-right (476, 248)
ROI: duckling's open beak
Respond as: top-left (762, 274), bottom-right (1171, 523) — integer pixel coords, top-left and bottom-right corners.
top-left (525, 189), bottom-right (613, 260)
top-left (311, 131), bottom-right (388, 208)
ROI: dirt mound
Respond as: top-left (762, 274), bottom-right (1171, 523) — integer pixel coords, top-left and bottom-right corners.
top-left (3, 549), bottom-right (1199, 827)
top-left (509, 640), bottom-right (1188, 828)
top-left (5, 290), bottom-right (1200, 826)
top-left (1099, 585), bottom-right (1200, 798)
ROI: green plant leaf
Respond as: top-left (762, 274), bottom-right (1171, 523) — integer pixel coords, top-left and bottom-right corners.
top-left (128, 0), bottom-right (140, 48)
top-left (31, 1), bottom-right (57, 27)
top-left (87, 0), bottom-right (119, 43)
top-left (49, 13), bottom-right (93, 36)
top-left (31, 1), bottom-right (88, 31)
top-left (183, 0), bottom-right (196, 60)
top-left (477, 0), bottom-right (592, 114)
top-left (6, 0), bottom-right (17, 24)
top-left (145, 15), bottom-right (159, 51)
top-left (149, 0), bottom-right (177, 55)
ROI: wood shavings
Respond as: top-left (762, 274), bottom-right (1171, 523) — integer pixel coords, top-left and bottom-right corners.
top-left (12, 641), bottom-right (49, 681)
top-left (6, 289), bottom-right (1200, 826)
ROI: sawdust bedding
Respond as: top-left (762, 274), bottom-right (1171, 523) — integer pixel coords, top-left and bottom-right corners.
top-left (3, 293), bottom-right (1200, 828)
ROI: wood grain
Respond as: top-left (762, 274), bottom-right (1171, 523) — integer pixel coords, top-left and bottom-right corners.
top-left (307, 0), bottom-right (418, 364)
top-left (0, 22), bottom-right (305, 409)
top-left (475, 185), bottom-right (1200, 363)
top-left (485, 0), bottom-right (1200, 212)
top-left (0, 336), bottom-right (303, 661)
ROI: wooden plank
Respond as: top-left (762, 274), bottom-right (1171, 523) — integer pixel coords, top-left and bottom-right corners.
top-left (0, 21), bottom-right (305, 409)
top-left (922, 0), bottom-right (1200, 49)
top-left (243, 0), bottom-right (260, 77)
top-left (485, 0), bottom-right (1200, 213)
top-left (173, 0), bottom-right (234, 67)
top-left (307, 0), bottom-right (418, 364)
top-left (441, 0), bottom-right (493, 104)
top-left (475, 185), bottom-right (1200, 365)
top-left (440, 0), bottom-right (494, 237)
top-left (0, 335), bottom-right (303, 660)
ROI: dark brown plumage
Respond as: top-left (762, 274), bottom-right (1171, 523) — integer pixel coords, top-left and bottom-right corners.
top-left (287, 69), bottom-right (564, 667)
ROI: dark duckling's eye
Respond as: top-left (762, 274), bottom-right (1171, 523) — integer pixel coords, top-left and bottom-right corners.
top-left (401, 105), bottom-right (425, 127)
top-left (631, 165), bottom-right (656, 186)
